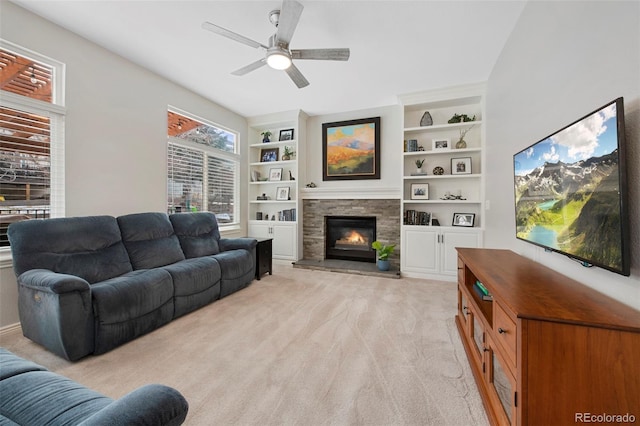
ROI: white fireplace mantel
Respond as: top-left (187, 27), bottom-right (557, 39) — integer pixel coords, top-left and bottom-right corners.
top-left (300, 186), bottom-right (401, 200)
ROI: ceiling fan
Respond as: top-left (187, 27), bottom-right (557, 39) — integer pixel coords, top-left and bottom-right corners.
top-left (202, 0), bottom-right (350, 88)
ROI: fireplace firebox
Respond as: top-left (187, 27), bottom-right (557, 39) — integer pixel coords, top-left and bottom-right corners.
top-left (325, 216), bottom-right (376, 262)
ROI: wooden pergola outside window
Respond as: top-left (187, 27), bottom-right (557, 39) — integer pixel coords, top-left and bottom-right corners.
top-left (0, 49), bottom-right (54, 246)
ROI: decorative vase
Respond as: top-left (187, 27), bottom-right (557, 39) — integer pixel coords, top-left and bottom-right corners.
top-left (456, 138), bottom-right (467, 149)
top-left (282, 154), bottom-right (290, 161)
top-left (416, 168), bottom-right (423, 174)
top-left (420, 111), bottom-right (433, 126)
top-left (377, 259), bottom-right (390, 271)
top-left (262, 136), bottom-right (270, 143)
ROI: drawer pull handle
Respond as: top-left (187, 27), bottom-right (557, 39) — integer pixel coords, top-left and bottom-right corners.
top-left (498, 327), bottom-right (507, 334)
top-left (463, 306), bottom-right (470, 315)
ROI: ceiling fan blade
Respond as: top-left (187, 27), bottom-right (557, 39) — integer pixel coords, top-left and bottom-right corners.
top-left (231, 58), bottom-right (267, 76)
top-left (291, 48), bottom-right (350, 61)
top-left (202, 22), bottom-right (267, 50)
top-left (276, 0), bottom-right (304, 46)
top-left (285, 63), bottom-right (309, 88)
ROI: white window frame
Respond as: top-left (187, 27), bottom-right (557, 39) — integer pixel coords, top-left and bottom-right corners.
top-left (0, 40), bottom-right (66, 256)
top-left (167, 107), bottom-right (240, 230)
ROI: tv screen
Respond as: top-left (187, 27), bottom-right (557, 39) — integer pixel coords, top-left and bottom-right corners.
top-left (513, 97), bottom-right (630, 276)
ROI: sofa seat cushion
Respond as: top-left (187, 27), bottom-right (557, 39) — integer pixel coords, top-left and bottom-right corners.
top-left (169, 212), bottom-right (221, 257)
top-left (0, 370), bottom-right (112, 425)
top-left (91, 269), bottom-right (174, 354)
top-left (7, 215), bottom-right (133, 284)
top-left (211, 250), bottom-right (254, 298)
top-left (0, 348), bottom-right (46, 380)
top-left (161, 257), bottom-right (222, 318)
top-left (118, 213), bottom-right (185, 269)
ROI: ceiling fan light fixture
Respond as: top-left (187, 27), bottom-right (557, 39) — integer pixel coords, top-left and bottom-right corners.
top-left (266, 49), bottom-right (292, 70)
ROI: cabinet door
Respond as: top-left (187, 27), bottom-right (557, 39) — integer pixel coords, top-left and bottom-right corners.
top-left (402, 227), bottom-right (439, 274)
top-left (248, 223), bottom-right (271, 240)
top-left (272, 223), bottom-right (296, 259)
top-left (441, 230), bottom-right (481, 275)
top-left (485, 334), bottom-right (517, 426)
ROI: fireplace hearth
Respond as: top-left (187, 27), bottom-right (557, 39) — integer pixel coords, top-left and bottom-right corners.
top-left (325, 216), bottom-right (376, 262)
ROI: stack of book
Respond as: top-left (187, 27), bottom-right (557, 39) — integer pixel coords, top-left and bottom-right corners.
top-left (473, 280), bottom-right (493, 301)
top-left (405, 139), bottom-right (419, 152)
top-left (278, 208), bottom-right (296, 221)
top-left (404, 210), bottom-right (431, 225)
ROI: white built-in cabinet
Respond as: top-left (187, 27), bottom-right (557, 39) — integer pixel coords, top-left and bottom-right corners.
top-left (247, 110), bottom-right (307, 261)
top-left (398, 83), bottom-right (485, 280)
top-left (402, 227), bottom-right (481, 276)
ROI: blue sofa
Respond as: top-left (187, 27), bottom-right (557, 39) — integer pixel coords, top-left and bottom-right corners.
top-left (8, 212), bottom-right (257, 361)
top-left (0, 347), bottom-right (188, 425)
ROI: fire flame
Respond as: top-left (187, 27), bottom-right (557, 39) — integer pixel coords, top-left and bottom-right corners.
top-left (346, 230), bottom-right (366, 244)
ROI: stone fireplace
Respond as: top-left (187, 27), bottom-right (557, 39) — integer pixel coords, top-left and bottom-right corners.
top-left (302, 198), bottom-right (401, 269)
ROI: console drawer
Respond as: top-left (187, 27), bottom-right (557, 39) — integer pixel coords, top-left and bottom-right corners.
top-left (494, 302), bottom-right (516, 367)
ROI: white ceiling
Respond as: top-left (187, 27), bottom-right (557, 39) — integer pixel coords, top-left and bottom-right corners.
top-left (11, 0), bottom-right (526, 118)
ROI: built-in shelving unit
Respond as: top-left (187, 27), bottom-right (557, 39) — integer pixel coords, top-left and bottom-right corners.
top-left (247, 110), bottom-right (307, 261)
top-left (398, 83), bottom-right (485, 280)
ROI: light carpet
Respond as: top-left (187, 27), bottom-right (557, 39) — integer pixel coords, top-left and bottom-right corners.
top-left (0, 264), bottom-right (488, 426)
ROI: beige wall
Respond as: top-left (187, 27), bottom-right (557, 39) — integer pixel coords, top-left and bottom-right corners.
top-left (0, 2), bottom-right (248, 328)
top-left (485, 1), bottom-right (640, 309)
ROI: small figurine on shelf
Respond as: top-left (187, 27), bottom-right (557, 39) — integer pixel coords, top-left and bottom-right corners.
top-left (289, 170), bottom-right (295, 181)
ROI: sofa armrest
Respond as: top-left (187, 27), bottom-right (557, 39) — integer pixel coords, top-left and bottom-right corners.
top-left (17, 269), bottom-right (94, 361)
top-left (78, 384), bottom-right (189, 426)
top-left (218, 237), bottom-right (257, 253)
top-left (18, 269), bottom-right (91, 294)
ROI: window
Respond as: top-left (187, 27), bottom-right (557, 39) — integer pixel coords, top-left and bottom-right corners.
top-left (0, 41), bottom-right (65, 247)
top-left (167, 109), bottom-right (239, 226)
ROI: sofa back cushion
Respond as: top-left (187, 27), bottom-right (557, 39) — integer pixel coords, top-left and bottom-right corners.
top-left (169, 212), bottom-right (221, 258)
top-left (117, 212), bottom-right (185, 269)
top-left (7, 216), bottom-right (133, 283)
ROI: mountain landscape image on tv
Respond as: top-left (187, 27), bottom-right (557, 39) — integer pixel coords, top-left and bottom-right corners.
top-left (513, 98), bottom-right (629, 276)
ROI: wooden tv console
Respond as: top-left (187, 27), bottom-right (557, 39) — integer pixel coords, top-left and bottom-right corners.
top-left (455, 248), bottom-right (640, 426)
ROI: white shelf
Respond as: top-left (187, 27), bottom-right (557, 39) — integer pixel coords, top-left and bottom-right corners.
top-left (403, 120), bottom-right (483, 133)
top-left (249, 139), bottom-right (297, 148)
top-left (250, 200), bottom-right (296, 204)
top-left (404, 148), bottom-right (482, 156)
top-left (250, 180), bottom-right (296, 185)
top-left (249, 160), bottom-right (296, 167)
top-left (403, 174), bottom-right (482, 180)
top-left (403, 199), bottom-right (481, 204)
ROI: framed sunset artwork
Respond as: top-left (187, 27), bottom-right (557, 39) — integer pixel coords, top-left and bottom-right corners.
top-left (322, 117), bottom-right (381, 181)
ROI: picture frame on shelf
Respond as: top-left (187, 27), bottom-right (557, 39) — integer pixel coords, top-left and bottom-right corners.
top-left (432, 138), bottom-right (451, 151)
top-left (269, 167), bottom-right (283, 181)
top-left (276, 186), bottom-right (290, 201)
top-left (410, 183), bottom-right (429, 200)
top-left (279, 128), bottom-right (294, 141)
top-left (322, 116), bottom-right (381, 181)
top-left (451, 157), bottom-right (472, 175)
top-left (452, 213), bottom-right (475, 227)
top-left (260, 148), bottom-right (279, 162)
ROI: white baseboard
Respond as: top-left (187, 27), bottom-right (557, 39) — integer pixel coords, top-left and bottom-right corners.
top-left (0, 322), bottom-right (22, 337)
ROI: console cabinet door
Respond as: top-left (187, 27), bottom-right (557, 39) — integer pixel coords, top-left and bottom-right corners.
top-left (485, 334), bottom-right (517, 425)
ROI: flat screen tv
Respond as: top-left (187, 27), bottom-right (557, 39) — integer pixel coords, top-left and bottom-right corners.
top-left (513, 97), bottom-right (630, 276)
